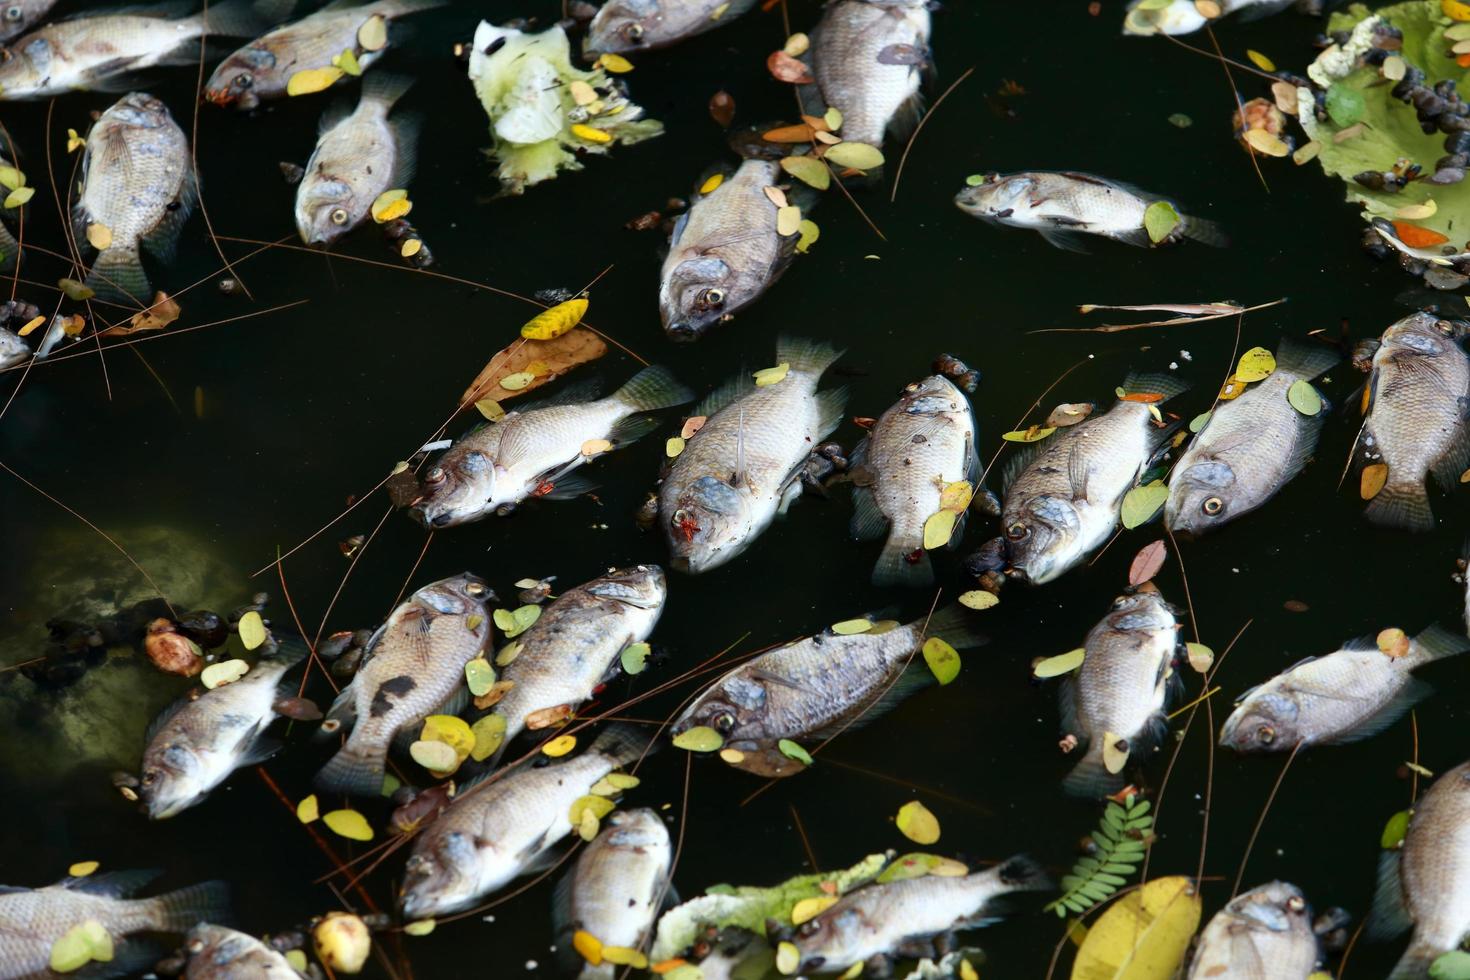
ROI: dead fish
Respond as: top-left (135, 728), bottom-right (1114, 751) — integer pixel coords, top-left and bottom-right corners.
top-left (206, 0), bottom-right (445, 110)
top-left (399, 725), bottom-right (649, 919)
top-left (954, 172), bottom-right (1226, 253)
top-left (1167, 338), bottom-right (1338, 536)
top-left (74, 92), bottom-right (196, 305)
top-left (487, 565), bottom-right (666, 755)
top-left (789, 856), bottom-right (1050, 975)
top-left (999, 373), bottom-right (1188, 585)
top-left (316, 573), bottom-right (494, 796)
top-left (295, 73), bottom-right (416, 246)
top-left (0, 871), bottom-right (229, 980)
top-left (1355, 312), bottom-right (1470, 531)
top-left (1219, 624), bottom-right (1468, 753)
top-left (413, 366), bottom-right (694, 528)
top-left (1186, 881), bottom-right (1321, 980)
top-left (0, 327), bottom-right (27, 370)
top-left (1368, 760), bottom-right (1470, 979)
top-left (553, 808), bottom-right (671, 980)
top-left (805, 0), bottom-right (931, 149)
top-left (850, 375), bottom-right (977, 586)
top-left (0, 0), bottom-right (262, 100)
top-left (1124, 0), bottom-right (1298, 36)
top-left (660, 337), bottom-right (847, 573)
top-left (139, 639), bottom-right (306, 820)
top-left (584, 0), bottom-right (758, 56)
top-left (1059, 590), bottom-right (1181, 797)
top-left (659, 159), bottom-right (800, 341)
top-left (184, 924), bottom-right (298, 980)
top-left (0, 0), bottom-right (57, 45)
top-left (670, 604), bottom-right (985, 777)
top-left (0, 151), bottom-right (20, 264)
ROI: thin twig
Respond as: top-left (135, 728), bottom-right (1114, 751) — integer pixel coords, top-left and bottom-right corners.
top-left (1203, 24), bottom-right (1269, 193)
top-left (191, 0), bottom-right (253, 300)
top-left (890, 67), bottom-right (975, 203)
top-left (1230, 742), bottom-right (1303, 897)
top-left (1030, 298), bottom-right (1287, 334)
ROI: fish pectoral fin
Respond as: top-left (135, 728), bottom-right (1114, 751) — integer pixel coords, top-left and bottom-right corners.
top-left (1037, 226), bottom-right (1091, 253)
top-left (236, 731), bottom-right (284, 768)
top-left (1110, 226), bottom-right (1156, 249)
top-left (1065, 442), bottom-right (1091, 503)
top-left (1365, 849), bottom-right (1413, 941)
top-left (538, 472), bottom-right (598, 500)
top-left (1319, 677), bottom-right (1433, 746)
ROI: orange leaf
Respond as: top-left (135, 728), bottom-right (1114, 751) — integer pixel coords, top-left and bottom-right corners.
top-left (799, 113), bottom-right (831, 132)
top-left (1393, 222), bottom-right (1450, 248)
top-left (761, 123), bottom-right (817, 143)
top-left (1119, 392), bottom-right (1164, 403)
top-left (766, 50), bottom-right (814, 84)
top-left (1361, 462), bottom-right (1389, 500)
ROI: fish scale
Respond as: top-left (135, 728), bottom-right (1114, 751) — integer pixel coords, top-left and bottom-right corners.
top-left (809, 0), bottom-right (929, 148)
top-left (0, 11), bottom-right (223, 99)
top-left (1185, 882), bottom-right (1319, 980)
top-left (584, 0), bottom-right (759, 55)
top-left (184, 924), bottom-right (299, 980)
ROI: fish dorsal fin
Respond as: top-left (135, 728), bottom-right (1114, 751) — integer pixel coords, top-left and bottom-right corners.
top-left (696, 371), bottom-right (752, 418)
top-left (1275, 336), bottom-right (1341, 381)
top-left (1001, 440), bottom-right (1046, 496)
top-left (518, 377), bottom-right (603, 413)
top-left (144, 693), bottom-right (194, 746)
top-left (64, 869), bottom-right (162, 898)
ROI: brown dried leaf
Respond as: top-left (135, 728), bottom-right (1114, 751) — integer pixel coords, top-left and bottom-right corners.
top-left (1128, 540), bottom-right (1168, 586)
top-left (99, 292), bottom-right (181, 337)
top-left (1045, 402), bottom-right (1094, 428)
top-left (460, 327), bottom-right (607, 407)
top-left (525, 703), bottom-right (575, 729)
top-left (709, 90), bottom-right (735, 128)
top-left (766, 50), bottom-right (814, 84)
top-left (390, 783), bottom-right (455, 835)
top-left (762, 123), bottom-right (817, 143)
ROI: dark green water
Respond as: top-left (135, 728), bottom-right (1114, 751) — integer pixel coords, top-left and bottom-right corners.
top-left (1, 1), bottom-right (1465, 977)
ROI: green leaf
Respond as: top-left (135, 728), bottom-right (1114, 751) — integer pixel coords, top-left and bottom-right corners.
top-left (620, 641), bottom-right (651, 675)
top-left (777, 738), bottom-right (813, 766)
top-left (238, 611), bottom-right (267, 650)
top-left (921, 636), bottom-right (960, 685)
top-left (464, 658), bottom-right (495, 696)
top-left (1188, 411), bottom-right (1212, 433)
top-left (672, 726), bottom-right (724, 752)
top-left (780, 155), bottom-right (830, 190)
top-left (1326, 82), bottom-right (1365, 127)
top-left (1121, 480), bottom-right (1169, 529)
top-left (1287, 379), bottom-right (1323, 415)
top-left (823, 141), bottom-right (884, 170)
top-left (1381, 809), bottom-right (1412, 849)
top-left (1143, 201), bottom-right (1180, 244)
top-left (1431, 951), bottom-right (1470, 980)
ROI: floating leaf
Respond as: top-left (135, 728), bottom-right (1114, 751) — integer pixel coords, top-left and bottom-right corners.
top-left (410, 739), bottom-right (458, 772)
top-left (1292, 140), bottom-right (1321, 165)
top-left (767, 50), bottom-right (814, 83)
top-left (1285, 379), bottom-right (1323, 416)
top-left (824, 141), bottom-right (885, 170)
top-left (699, 172), bottom-right (724, 195)
top-left (831, 618), bottom-right (873, 635)
top-left (470, 713), bottom-right (507, 761)
top-left (542, 734), bottom-right (578, 757)
top-left (1448, 0), bottom-right (1470, 22)
top-left (1361, 462), bottom-right (1389, 501)
top-left (0, 166), bottom-right (22, 190)
top-left (672, 726), bottom-right (724, 752)
top-left (50, 920), bottom-right (111, 973)
top-left (776, 205), bottom-right (801, 237)
top-left (1046, 402), bottom-right (1094, 427)
top-left (17, 315), bottom-right (44, 337)
top-left (499, 371), bottom-right (534, 391)
top-left (718, 748), bottom-right (746, 765)
top-left (494, 604), bottom-right (541, 638)
top-left (665, 437), bottom-right (686, 458)
top-left (403, 919), bottom-right (435, 937)
top-left (1234, 347), bottom-right (1277, 383)
top-left (783, 31), bottom-right (809, 56)
top-left (781, 154), bottom-right (830, 190)
top-left (238, 610), bottom-right (267, 650)
top-left (421, 714), bottom-right (475, 767)
top-left (778, 739), bottom-right (813, 766)
top-left (1102, 732), bottom-right (1130, 774)
top-left (287, 66), bottom-right (344, 96)
top-left (1143, 201), bottom-right (1181, 243)
top-left (1243, 128), bottom-right (1290, 157)
top-left (895, 800), bottom-right (940, 844)
top-left (1326, 81), bottom-right (1366, 128)
top-left (922, 510), bottom-right (958, 550)
top-left (1069, 876), bottom-right (1201, 980)
top-left (1377, 627), bottom-right (1410, 659)
top-left (574, 930), bottom-right (604, 965)
top-left (922, 637), bottom-right (960, 686)
top-left (1129, 540), bottom-right (1168, 586)
top-left (939, 481), bottom-right (973, 512)
top-left (791, 895), bottom-right (836, 925)
top-left (1120, 481), bottom-right (1168, 529)
top-left (58, 278), bottom-right (94, 301)
top-left (1382, 809), bottom-right (1412, 849)
top-left (2, 186), bottom-right (34, 209)
top-left (86, 223), bottom-right (112, 250)
top-left (333, 48), bottom-right (362, 76)
top-left (753, 362), bottom-right (790, 386)
top-left (66, 129), bottom-right (84, 153)
top-left (1167, 112), bottom-right (1192, 128)
top-left (68, 861), bottom-right (99, 877)
top-left (776, 941), bottom-right (800, 976)
top-left (958, 590), bottom-right (998, 610)
top-left (569, 794), bottom-right (616, 827)
top-left (1002, 425), bottom-right (1056, 443)
top-left (597, 53), bottom-right (634, 73)
top-left (603, 947), bottom-right (649, 969)
top-left (795, 219), bottom-right (820, 253)
top-left (1393, 222), bottom-right (1449, 248)
top-left (1185, 642), bottom-right (1214, 673)
top-left (1431, 952), bottom-right (1470, 979)
top-left (1396, 199), bottom-right (1438, 220)
top-left (521, 298), bottom-right (588, 340)
top-left (97, 291), bottom-right (182, 337)
top-left (1246, 49), bottom-right (1276, 71)
top-left (201, 659), bottom-right (249, 689)
top-left (358, 13), bottom-right (387, 51)
top-left (620, 641), bottom-right (650, 674)
top-left (1034, 649), bottom-right (1085, 678)
top-left (323, 809), bottom-right (374, 842)
top-left (370, 189), bottom-right (409, 223)
top-left (296, 795), bottom-right (320, 824)
top-left (709, 90), bottom-right (735, 127)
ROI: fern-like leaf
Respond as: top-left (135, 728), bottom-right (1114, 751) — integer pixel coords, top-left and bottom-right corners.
top-left (1042, 793), bottom-right (1156, 917)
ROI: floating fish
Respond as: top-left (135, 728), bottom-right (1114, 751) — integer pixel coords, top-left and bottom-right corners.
top-left (805, 0), bottom-right (931, 149)
top-left (139, 638), bottom-right (306, 820)
top-left (0, 148), bottom-right (20, 265)
top-left (183, 923), bottom-right (299, 980)
top-left (316, 573), bottom-right (494, 796)
top-left (206, 0), bottom-right (444, 109)
top-left (1059, 590), bottom-right (1181, 797)
top-left (659, 159), bottom-right (801, 341)
top-left (1186, 881), bottom-right (1322, 980)
top-left (0, 871), bottom-right (229, 979)
top-left (660, 337), bottom-right (847, 573)
top-left (413, 366), bottom-right (693, 528)
top-left (1167, 338), bottom-right (1337, 536)
top-left (0, 0), bottom-right (57, 45)
top-left (74, 92), bottom-right (196, 304)
top-left (788, 855), bottom-right (1050, 975)
top-left (1368, 759), bottom-right (1470, 979)
top-left (399, 725), bottom-right (648, 919)
top-left (584, 0), bottom-right (758, 56)
top-left (1355, 311), bottom-right (1470, 531)
top-left (955, 172), bottom-right (1225, 253)
top-left (850, 375), bottom-right (977, 586)
top-left (1220, 624), bottom-right (1469, 753)
top-left (0, 326), bottom-right (26, 370)
top-left (1124, 0), bottom-right (1297, 36)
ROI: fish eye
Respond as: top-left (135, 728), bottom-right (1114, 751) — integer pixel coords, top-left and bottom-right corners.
top-left (329, 207), bottom-right (350, 226)
top-left (141, 771), bottom-right (156, 785)
top-left (713, 712), bottom-right (735, 733)
top-left (426, 466), bottom-right (446, 487)
top-left (702, 287), bottom-right (725, 307)
top-left (1202, 496), bottom-right (1223, 516)
top-left (233, 72), bottom-right (252, 89)
top-left (1256, 725), bottom-right (1275, 745)
top-left (1112, 595), bottom-right (1129, 609)
top-left (624, 22), bottom-right (644, 40)
top-left (1286, 895), bottom-right (1305, 913)
top-left (3, 6), bottom-right (21, 21)
top-left (464, 580), bottom-right (486, 597)
top-left (1005, 522), bottom-right (1028, 541)
top-left (798, 919), bottom-right (820, 937)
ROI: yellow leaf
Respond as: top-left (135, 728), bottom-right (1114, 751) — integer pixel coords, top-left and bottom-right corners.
top-left (0, 166), bottom-right (22, 189)
top-left (286, 950), bottom-right (308, 971)
top-left (1377, 627), bottom-right (1410, 659)
top-left (796, 218), bottom-right (820, 254)
top-left (783, 32), bottom-right (809, 57)
top-left (581, 438), bottom-right (612, 456)
top-left (776, 941), bottom-right (800, 975)
top-left (1245, 49), bottom-right (1275, 71)
top-left (66, 129), bottom-right (83, 153)
top-left (86, 224), bottom-right (112, 250)
top-left (598, 53), bottom-right (634, 73)
top-left (1361, 462), bottom-right (1389, 501)
top-left (824, 141), bottom-right (885, 170)
top-left (1102, 731), bottom-right (1130, 774)
top-left (542, 734), bottom-right (577, 757)
top-left (1243, 128), bottom-right (1289, 158)
top-left (831, 618), bottom-right (873, 635)
top-left (322, 809), bottom-right (374, 842)
top-left (922, 509), bottom-right (957, 549)
top-left (18, 315), bottom-right (44, 337)
top-left (470, 713), bottom-right (507, 761)
top-left (1069, 876), bottom-right (1201, 980)
top-left (409, 739), bottom-right (457, 772)
top-left (238, 610), bottom-right (267, 650)
top-left (495, 640), bottom-right (522, 666)
top-left (1002, 425), bottom-right (1056, 442)
top-left (1292, 140), bottom-right (1321, 165)
top-left (296, 795), bottom-right (319, 824)
top-left (287, 66), bottom-right (345, 97)
top-left (939, 481), bottom-right (973, 513)
top-left (959, 961), bottom-right (978, 980)
top-left (1034, 648), bottom-right (1085, 678)
top-left (3, 186), bottom-right (34, 209)
top-left (603, 947), bottom-right (650, 968)
top-left (699, 172), bottom-right (725, 194)
top-left (719, 747), bottom-right (746, 764)
top-left (569, 80), bottom-right (597, 106)
top-left (68, 861), bottom-right (99, 877)
top-left (476, 398), bottom-right (505, 421)
top-left (824, 107), bottom-right (843, 130)
top-left (753, 362), bottom-right (790, 386)
top-left (400, 238), bottom-right (422, 258)
top-left (1234, 346), bottom-right (1277, 383)
top-left (574, 930), bottom-right (605, 965)
top-left (201, 659), bottom-right (249, 689)
top-left (776, 205), bottom-right (801, 237)
top-left (663, 436), bottom-right (686, 458)
top-left (569, 794), bottom-right (617, 827)
top-left (357, 13), bottom-right (388, 51)
top-left (421, 714), bottom-right (475, 762)
top-left (923, 637), bottom-right (960, 685)
top-left (500, 371), bottom-right (535, 391)
top-left (333, 48), bottom-right (362, 76)
top-left (672, 726), bottom-right (724, 752)
top-left (958, 590), bottom-right (999, 610)
top-left (376, 197), bottom-right (411, 222)
top-left (521, 298), bottom-right (588, 340)
top-left (578, 806), bottom-right (600, 841)
top-left (403, 919), bottom-right (435, 936)
top-left (571, 123), bottom-right (613, 144)
top-left (1395, 199), bottom-right (1438, 220)
top-left (370, 189), bottom-right (409, 222)
top-left (791, 895), bottom-right (837, 924)
top-left (1446, 0), bottom-right (1470, 20)
top-left (58, 278), bottom-right (94, 301)
top-left (895, 800), bottom-right (940, 844)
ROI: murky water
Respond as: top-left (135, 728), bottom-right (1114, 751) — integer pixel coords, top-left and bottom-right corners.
top-left (1, 1), bottom-right (1465, 977)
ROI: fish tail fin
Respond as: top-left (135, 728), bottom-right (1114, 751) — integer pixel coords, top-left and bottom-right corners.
top-left (314, 741), bottom-right (387, 797)
top-left (1120, 370), bottom-right (1190, 404)
top-left (263, 635), bottom-right (310, 668)
top-left (1061, 742), bottom-right (1121, 798)
top-left (873, 537), bottom-right (931, 587)
top-left (921, 602), bottom-right (989, 651)
top-left (612, 365), bottom-right (696, 413)
top-left (1364, 478), bottom-right (1435, 532)
top-left (1275, 335), bottom-right (1340, 380)
top-left (589, 723), bottom-right (654, 768)
top-left (86, 245), bottom-right (150, 306)
top-left (1179, 213), bottom-right (1228, 247)
top-left (148, 880), bottom-right (232, 933)
top-left (1410, 622), bottom-right (1470, 665)
top-left (1386, 937), bottom-right (1441, 980)
top-left (775, 336), bottom-right (844, 376)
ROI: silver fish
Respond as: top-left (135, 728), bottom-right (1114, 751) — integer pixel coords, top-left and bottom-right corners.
top-left (955, 172), bottom-right (1225, 252)
top-left (0, 151), bottom-right (19, 264)
top-left (553, 808), bottom-right (672, 980)
top-left (659, 159), bottom-right (799, 341)
top-left (74, 92), bottom-right (196, 304)
top-left (806, 0), bottom-right (930, 149)
top-left (0, 327), bottom-right (26, 370)
top-left (316, 573), bottom-right (494, 796)
top-left (1059, 590), bottom-right (1180, 797)
top-left (850, 375), bottom-right (977, 586)
top-left (0, 0), bottom-right (57, 45)
top-left (660, 337), bottom-right (847, 573)
top-left (1355, 312), bottom-right (1470, 531)
top-left (1166, 338), bottom-right (1337, 536)
top-left (205, 0), bottom-right (444, 109)
top-left (1124, 0), bottom-right (1297, 35)
top-left (0, 871), bottom-right (228, 980)
top-left (1368, 760), bottom-right (1470, 979)
top-left (295, 73), bottom-right (415, 246)
top-left (584, 0), bottom-right (758, 55)
top-left (0, 0), bottom-right (260, 100)
top-left (670, 604), bottom-right (985, 777)
top-left (184, 924), bottom-right (298, 980)
top-left (413, 366), bottom-right (693, 528)
top-left (1219, 624), bottom-right (1468, 753)
top-left (1186, 882), bottom-right (1320, 980)
top-left (139, 640), bottom-right (305, 820)
top-left (789, 856), bottom-right (1049, 974)
top-left (488, 565), bottom-right (666, 754)
top-left (999, 373), bottom-right (1188, 585)
top-left (399, 725), bottom-right (648, 919)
